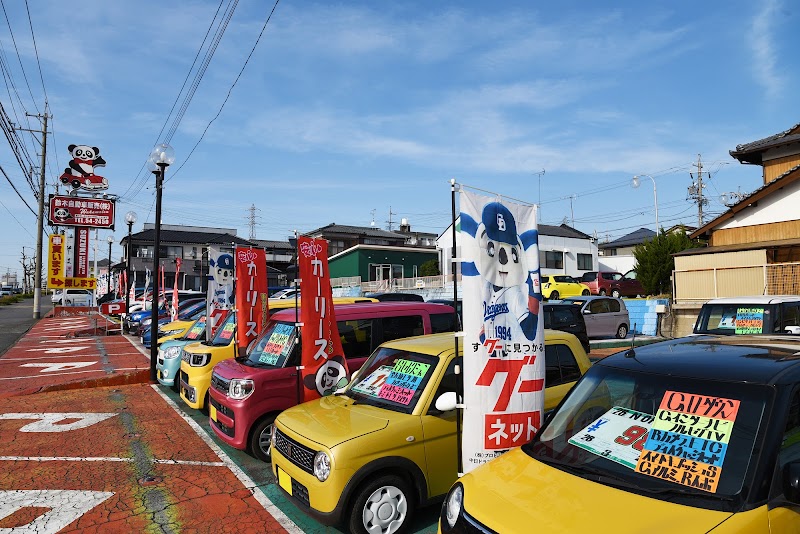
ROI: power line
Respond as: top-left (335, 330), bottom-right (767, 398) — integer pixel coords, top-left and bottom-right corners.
top-left (0, 0), bottom-right (39, 114)
top-left (0, 191), bottom-right (34, 237)
top-left (0, 162), bottom-right (35, 214)
top-left (167, 0), bottom-right (281, 181)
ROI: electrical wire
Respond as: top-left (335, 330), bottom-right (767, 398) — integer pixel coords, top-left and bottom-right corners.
top-left (0, 0), bottom-right (39, 114)
top-left (0, 162), bottom-right (35, 214)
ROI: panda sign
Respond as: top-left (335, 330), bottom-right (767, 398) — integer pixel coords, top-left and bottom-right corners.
top-left (459, 189), bottom-right (544, 472)
top-left (58, 144), bottom-right (108, 192)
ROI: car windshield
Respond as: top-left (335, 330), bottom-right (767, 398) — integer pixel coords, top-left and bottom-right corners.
top-left (553, 276), bottom-right (576, 283)
top-left (525, 365), bottom-right (771, 511)
top-left (240, 320), bottom-right (298, 368)
top-left (694, 304), bottom-right (779, 335)
top-left (209, 313), bottom-right (236, 346)
top-left (182, 316), bottom-right (207, 341)
top-left (345, 347), bottom-right (439, 414)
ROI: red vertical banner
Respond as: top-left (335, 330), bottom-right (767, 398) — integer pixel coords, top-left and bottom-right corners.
top-left (234, 247), bottom-right (269, 356)
top-left (160, 265), bottom-right (165, 305)
top-left (172, 258), bottom-right (182, 320)
top-left (75, 228), bottom-right (90, 278)
top-left (298, 236), bottom-right (349, 401)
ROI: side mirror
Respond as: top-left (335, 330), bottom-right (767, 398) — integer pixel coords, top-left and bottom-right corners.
top-left (583, 309), bottom-right (591, 315)
top-left (783, 461), bottom-right (800, 503)
top-left (435, 391), bottom-right (458, 412)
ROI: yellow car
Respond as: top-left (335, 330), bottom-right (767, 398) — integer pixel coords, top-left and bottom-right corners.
top-left (542, 275), bottom-right (591, 300)
top-left (271, 330), bottom-right (590, 534)
top-left (439, 335), bottom-right (800, 533)
top-left (179, 297), bottom-right (377, 411)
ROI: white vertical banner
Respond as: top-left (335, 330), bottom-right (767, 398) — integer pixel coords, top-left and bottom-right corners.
top-left (459, 190), bottom-right (544, 473)
top-left (64, 232), bottom-right (75, 278)
top-left (206, 246), bottom-right (235, 338)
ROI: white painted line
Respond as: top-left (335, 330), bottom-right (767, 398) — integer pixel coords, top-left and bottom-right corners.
top-left (1, 354), bottom-right (105, 361)
top-left (0, 367), bottom-right (145, 380)
top-left (0, 456), bottom-right (225, 467)
top-left (151, 384), bottom-right (303, 534)
top-left (152, 459), bottom-right (226, 467)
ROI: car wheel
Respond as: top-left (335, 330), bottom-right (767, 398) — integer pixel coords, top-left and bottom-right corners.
top-left (71, 179), bottom-right (81, 189)
top-left (550, 290), bottom-right (559, 300)
top-left (249, 415), bottom-right (276, 463)
top-left (599, 289), bottom-right (607, 296)
top-left (200, 392), bottom-right (209, 415)
top-left (581, 289), bottom-right (590, 296)
top-left (611, 289), bottom-right (621, 298)
top-left (616, 324), bottom-right (628, 339)
top-left (349, 474), bottom-right (414, 534)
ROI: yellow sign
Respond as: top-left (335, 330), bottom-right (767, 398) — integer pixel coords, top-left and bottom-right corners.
top-left (49, 277), bottom-right (98, 290)
top-left (48, 235), bottom-right (65, 289)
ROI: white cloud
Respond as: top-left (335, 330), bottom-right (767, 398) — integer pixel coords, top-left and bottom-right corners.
top-left (749, 0), bottom-right (785, 101)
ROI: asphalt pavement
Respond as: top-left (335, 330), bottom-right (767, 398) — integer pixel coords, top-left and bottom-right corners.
top-left (0, 297), bottom-right (53, 357)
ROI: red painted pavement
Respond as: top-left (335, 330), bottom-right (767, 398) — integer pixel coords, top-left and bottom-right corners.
top-left (0, 384), bottom-right (288, 532)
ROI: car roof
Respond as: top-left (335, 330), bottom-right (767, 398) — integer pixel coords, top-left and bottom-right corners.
top-left (704, 296), bottom-right (800, 305)
top-left (563, 296), bottom-right (622, 303)
top-left (379, 328), bottom-right (575, 355)
top-left (599, 335), bottom-right (800, 384)
top-left (270, 301), bottom-right (453, 319)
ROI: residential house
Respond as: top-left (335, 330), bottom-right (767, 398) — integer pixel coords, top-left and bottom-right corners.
top-left (670, 122), bottom-right (800, 335)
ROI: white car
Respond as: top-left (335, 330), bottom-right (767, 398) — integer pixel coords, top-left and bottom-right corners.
top-left (51, 289), bottom-right (93, 306)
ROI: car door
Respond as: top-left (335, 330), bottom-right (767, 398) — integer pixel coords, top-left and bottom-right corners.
top-left (620, 270), bottom-right (642, 297)
top-left (582, 299), bottom-right (606, 337)
top-left (421, 355), bottom-right (459, 498)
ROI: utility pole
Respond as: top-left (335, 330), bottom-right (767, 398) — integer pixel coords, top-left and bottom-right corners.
top-left (386, 206), bottom-right (397, 231)
top-left (688, 153), bottom-right (708, 228)
top-left (20, 106), bottom-right (49, 319)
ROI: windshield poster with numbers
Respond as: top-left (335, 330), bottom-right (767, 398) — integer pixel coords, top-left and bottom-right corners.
top-left (569, 407), bottom-right (655, 469)
top-left (459, 189), bottom-right (544, 473)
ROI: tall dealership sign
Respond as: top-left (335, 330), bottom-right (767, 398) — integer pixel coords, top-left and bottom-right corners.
top-left (48, 195), bottom-right (115, 229)
top-left (459, 189), bottom-right (544, 473)
top-left (234, 247), bottom-right (269, 356)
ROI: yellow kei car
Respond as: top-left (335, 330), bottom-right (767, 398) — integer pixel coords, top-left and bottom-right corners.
top-left (271, 330), bottom-right (591, 534)
top-left (541, 274), bottom-right (591, 300)
top-left (440, 335), bottom-right (800, 533)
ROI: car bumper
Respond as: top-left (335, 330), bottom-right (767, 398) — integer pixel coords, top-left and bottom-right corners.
top-left (179, 368), bottom-right (211, 410)
top-left (156, 355), bottom-right (181, 387)
top-left (208, 387), bottom-right (250, 450)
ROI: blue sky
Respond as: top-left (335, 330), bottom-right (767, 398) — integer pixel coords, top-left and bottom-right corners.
top-left (0, 0), bottom-right (797, 281)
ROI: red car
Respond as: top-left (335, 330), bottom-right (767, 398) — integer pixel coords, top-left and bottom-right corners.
top-left (580, 270), bottom-right (644, 297)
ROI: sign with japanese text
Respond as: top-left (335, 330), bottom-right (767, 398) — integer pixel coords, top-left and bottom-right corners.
top-left (171, 258), bottom-right (182, 321)
top-left (635, 390), bottom-right (740, 493)
top-left (207, 246), bottom-right (234, 338)
top-left (234, 247), bottom-right (269, 356)
top-left (75, 228), bottom-right (90, 278)
top-left (734, 307), bottom-right (764, 334)
top-left (460, 190), bottom-right (544, 472)
top-left (569, 406), bottom-right (654, 469)
top-left (48, 195), bottom-right (115, 229)
top-left (48, 234), bottom-right (65, 288)
top-left (298, 236), bottom-right (350, 401)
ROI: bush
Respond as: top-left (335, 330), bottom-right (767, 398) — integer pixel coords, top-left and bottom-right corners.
top-left (633, 230), bottom-right (702, 295)
top-left (419, 259), bottom-right (440, 277)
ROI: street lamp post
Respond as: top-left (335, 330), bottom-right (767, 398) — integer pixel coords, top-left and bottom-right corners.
top-left (124, 211), bottom-right (137, 325)
top-left (106, 236), bottom-right (113, 297)
top-left (632, 174), bottom-right (659, 233)
top-left (147, 143), bottom-right (175, 382)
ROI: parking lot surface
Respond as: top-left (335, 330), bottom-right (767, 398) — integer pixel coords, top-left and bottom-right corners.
top-left (0, 308), bottom-right (440, 533)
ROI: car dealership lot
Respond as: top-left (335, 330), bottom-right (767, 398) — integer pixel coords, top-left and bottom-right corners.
top-left (0, 308), bottom-right (439, 533)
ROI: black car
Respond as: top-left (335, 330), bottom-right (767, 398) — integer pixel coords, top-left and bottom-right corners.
top-left (365, 292), bottom-right (425, 302)
top-left (543, 302), bottom-right (590, 353)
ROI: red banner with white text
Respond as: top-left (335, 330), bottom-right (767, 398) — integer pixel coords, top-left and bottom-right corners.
top-left (235, 247), bottom-right (269, 356)
top-left (298, 236), bottom-right (349, 401)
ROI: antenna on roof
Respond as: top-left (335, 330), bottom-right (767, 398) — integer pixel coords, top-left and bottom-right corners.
top-left (370, 209), bottom-right (376, 227)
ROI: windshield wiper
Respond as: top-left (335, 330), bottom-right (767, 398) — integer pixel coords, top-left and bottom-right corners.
top-left (537, 456), bottom-right (642, 490)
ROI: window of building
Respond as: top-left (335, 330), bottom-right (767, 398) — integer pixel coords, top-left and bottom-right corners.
top-left (577, 253), bottom-right (593, 270)
top-left (328, 240), bottom-right (347, 255)
top-left (545, 251), bottom-right (563, 270)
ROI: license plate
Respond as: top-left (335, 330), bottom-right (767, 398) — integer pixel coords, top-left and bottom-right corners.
top-left (209, 404), bottom-right (217, 422)
top-left (277, 466), bottom-right (292, 496)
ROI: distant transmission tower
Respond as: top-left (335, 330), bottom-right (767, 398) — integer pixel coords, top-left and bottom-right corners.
top-left (688, 154), bottom-right (709, 227)
top-left (246, 204), bottom-right (261, 239)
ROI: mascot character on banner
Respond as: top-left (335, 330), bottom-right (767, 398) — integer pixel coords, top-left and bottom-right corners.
top-left (459, 190), bottom-right (544, 473)
top-left (207, 246), bottom-right (235, 337)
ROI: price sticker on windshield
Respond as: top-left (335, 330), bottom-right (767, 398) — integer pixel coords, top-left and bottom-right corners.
top-left (568, 406), bottom-right (654, 469)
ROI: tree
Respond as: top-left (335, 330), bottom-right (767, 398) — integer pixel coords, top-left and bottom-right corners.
top-left (419, 259), bottom-right (440, 277)
top-left (633, 230), bottom-right (701, 296)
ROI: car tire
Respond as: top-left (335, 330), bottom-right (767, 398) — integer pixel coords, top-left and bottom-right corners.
top-left (611, 289), bottom-right (621, 298)
top-left (581, 289), bottom-right (590, 296)
top-left (249, 415), bottom-right (276, 463)
top-left (616, 324), bottom-right (628, 339)
top-left (71, 179), bottom-right (81, 189)
top-left (200, 392), bottom-right (209, 415)
top-left (599, 289), bottom-right (607, 296)
top-left (550, 290), bottom-right (559, 300)
top-left (349, 474), bottom-right (415, 534)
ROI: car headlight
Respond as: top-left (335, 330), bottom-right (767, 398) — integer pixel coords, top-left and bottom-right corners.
top-left (313, 451), bottom-right (331, 482)
top-left (228, 379), bottom-right (254, 400)
top-left (163, 346), bottom-right (182, 359)
top-left (190, 352), bottom-right (211, 367)
top-left (444, 483), bottom-right (463, 529)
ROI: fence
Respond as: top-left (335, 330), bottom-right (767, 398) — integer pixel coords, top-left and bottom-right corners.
top-left (330, 274), bottom-right (461, 293)
top-left (673, 261), bottom-right (800, 302)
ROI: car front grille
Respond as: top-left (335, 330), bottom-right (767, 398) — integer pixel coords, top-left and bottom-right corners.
top-left (181, 349), bottom-right (190, 363)
top-left (211, 373), bottom-right (230, 394)
top-left (274, 428), bottom-right (315, 474)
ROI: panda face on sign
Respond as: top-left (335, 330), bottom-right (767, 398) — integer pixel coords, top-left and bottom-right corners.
top-left (477, 204), bottom-right (528, 288)
top-left (71, 146), bottom-right (97, 161)
top-left (53, 208), bottom-right (71, 222)
top-left (304, 355), bottom-right (349, 396)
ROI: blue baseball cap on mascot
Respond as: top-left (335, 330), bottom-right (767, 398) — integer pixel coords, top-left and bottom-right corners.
top-left (482, 202), bottom-right (518, 244)
top-left (217, 253), bottom-right (234, 270)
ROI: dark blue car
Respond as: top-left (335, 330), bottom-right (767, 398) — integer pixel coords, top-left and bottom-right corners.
top-left (141, 300), bottom-right (207, 349)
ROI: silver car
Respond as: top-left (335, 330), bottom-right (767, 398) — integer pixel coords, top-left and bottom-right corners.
top-left (562, 296), bottom-right (629, 339)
